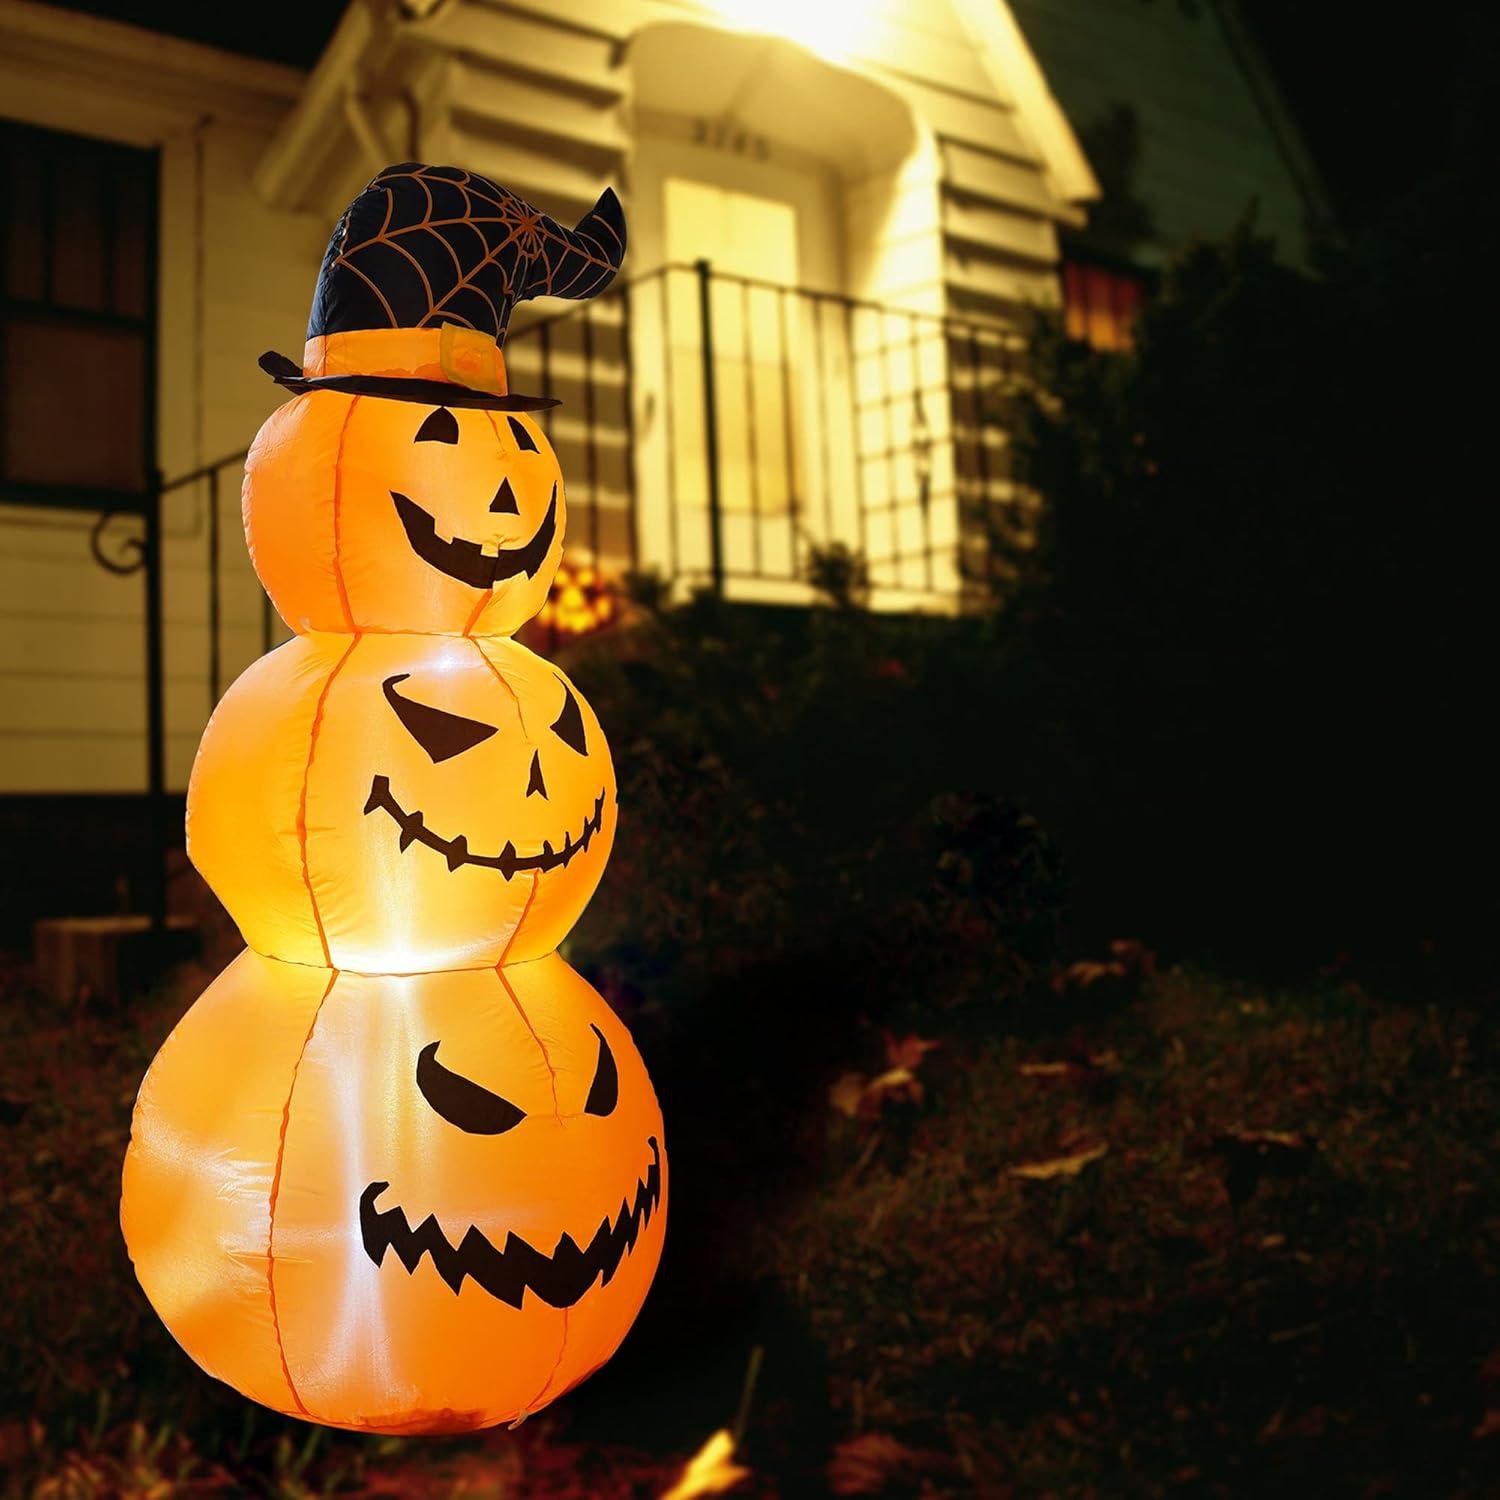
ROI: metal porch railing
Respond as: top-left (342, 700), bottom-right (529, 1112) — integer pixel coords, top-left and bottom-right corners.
top-left (504, 260), bottom-right (1027, 606)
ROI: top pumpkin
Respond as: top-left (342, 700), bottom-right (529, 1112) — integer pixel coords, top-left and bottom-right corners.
top-left (244, 377), bottom-right (566, 637)
top-left (245, 163), bottom-right (625, 636)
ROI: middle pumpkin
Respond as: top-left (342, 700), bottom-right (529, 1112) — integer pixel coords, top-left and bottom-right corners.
top-left (188, 633), bottom-right (615, 972)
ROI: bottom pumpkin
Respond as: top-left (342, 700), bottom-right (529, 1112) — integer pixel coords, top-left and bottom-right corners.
top-left (121, 948), bottom-right (666, 1434)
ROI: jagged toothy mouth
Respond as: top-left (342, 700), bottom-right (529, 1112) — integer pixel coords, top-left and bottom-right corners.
top-left (359, 1136), bottom-right (662, 1309)
top-left (363, 774), bottom-right (606, 877)
top-left (390, 486), bottom-right (557, 589)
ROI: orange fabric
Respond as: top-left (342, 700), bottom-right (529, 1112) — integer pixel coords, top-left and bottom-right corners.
top-left (243, 394), bottom-right (565, 636)
top-left (124, 358), bottom-right (662, 1435)
top-left (302, 328), bottom-right (509, 395)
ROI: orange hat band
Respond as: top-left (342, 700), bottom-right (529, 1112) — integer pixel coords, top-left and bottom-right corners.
top-left (303, 327), bottom-right (509, 396)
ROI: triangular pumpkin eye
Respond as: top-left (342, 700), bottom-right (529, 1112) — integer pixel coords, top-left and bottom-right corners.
top-left (507, 416), bottom-right (539, 453)
top-left (417, 1042), bottom-right (525, 1135)
top-left (549, 679), bottom-right (587, 755)
top-left (382, 674), bottom-right (497, 763)
top-left (583, 1025), bottom-right (618, 1116)
top-left (490, 476), bottom-right (520, 514)
top-left (414, 407), bottom-right (459, 444)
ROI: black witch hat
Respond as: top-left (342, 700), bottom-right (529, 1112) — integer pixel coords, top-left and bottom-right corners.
top-left (259, 162), bottom-right (626, 411)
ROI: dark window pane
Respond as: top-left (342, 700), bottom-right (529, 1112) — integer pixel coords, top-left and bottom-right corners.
top-left (3, 318), bottom-right (145, 490)
top-left (4, 144), bottom-right (46, 300)
top-left (111, 171), bottom-right (150, 318)
top-left (50, 149), bottom-right (106, 310)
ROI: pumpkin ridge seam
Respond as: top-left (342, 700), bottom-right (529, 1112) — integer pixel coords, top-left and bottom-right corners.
top-left (266, 966), bottom-right (338, 1418)
top-left (330, 397), bottom-right (361, 631)
top-left (494, 956), bottom-right (558, 1114)
top-left (298, 636), bottom-right (361, 964)
top-left (469, 636), bottom-right (524, 736)
top-left (499, 871), bottom-right (542, 967)
top-left (512, 1308), bottom-right (569, 1428)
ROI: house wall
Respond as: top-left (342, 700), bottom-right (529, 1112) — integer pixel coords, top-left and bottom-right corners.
top-left (1005, 0), bottom-right (1318, 265)
top-left (391, 0), bottom-right (1081, 324)
top-left (292, 0), bottom-right (1091, 610)
top-left (0, 0), bottom-right (324, 794)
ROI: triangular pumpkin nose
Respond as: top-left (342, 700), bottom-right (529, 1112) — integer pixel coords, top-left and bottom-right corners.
top-left (490, 477), bottom-right (520, 515)
top-left (526, 750), bottom-right (547, 799)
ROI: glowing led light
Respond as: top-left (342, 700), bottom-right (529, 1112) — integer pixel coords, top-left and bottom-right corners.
top-left (538, 557), bottom-right (617, 639)
top-left (709, 0), bottom-right (874, 62)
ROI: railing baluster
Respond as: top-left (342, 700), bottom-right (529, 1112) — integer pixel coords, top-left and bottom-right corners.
top-left (742, 276), bottom-right (761, 579)
top-left (661, 269), bottom-right (679, 585)
top-left (581, 306), bottom-right (599, 561)
top-left (620, 280), bottom-right (640, 575)
top-left (908, 313), bottom-right (933, 594)
top-left (813, 297), bottom-right (834, 554)
top-left (207, 468), bottom-right (220, 705)
top-left (846, 301), bottom-right (868, 567)
top-left (778, 285), bottom-right (799, 580)
top-left (696, 259), bottom-right (725, 598)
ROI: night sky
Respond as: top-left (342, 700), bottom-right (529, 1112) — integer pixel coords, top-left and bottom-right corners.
top-left (35, 0), bottom-right (1483, 232)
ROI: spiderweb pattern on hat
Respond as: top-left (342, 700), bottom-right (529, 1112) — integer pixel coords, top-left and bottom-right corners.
top-left (311, 164), bottom-right (624, 346)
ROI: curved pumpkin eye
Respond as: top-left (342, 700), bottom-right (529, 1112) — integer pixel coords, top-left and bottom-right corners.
top-left (507, 416), bottom-right (539, 453)
top-left (583, 1024), bottom-right (617, 1117)
top-left (550, 680), bottom-right (588, 756)
top-left (414, 407), bottom-right (458, 444)
top-left (382, 674), bottom-right (497, 764)
top-left (417, 1042), bottom-right (526, 1135)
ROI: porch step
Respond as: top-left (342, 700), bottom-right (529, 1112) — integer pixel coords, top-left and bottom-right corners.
top-left (33, 914), bottom-right (199, 1005)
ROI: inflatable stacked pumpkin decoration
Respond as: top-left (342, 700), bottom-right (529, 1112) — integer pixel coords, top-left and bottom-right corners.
top-left (121, 165), bottom-right (665, 1435)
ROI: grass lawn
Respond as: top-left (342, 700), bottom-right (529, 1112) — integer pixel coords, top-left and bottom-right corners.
top-left (1, 954), bottom-right (1495, 1497)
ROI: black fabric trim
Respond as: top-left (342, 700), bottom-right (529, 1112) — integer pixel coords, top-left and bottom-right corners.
top-left (257, 351), bottom-right (561, 411)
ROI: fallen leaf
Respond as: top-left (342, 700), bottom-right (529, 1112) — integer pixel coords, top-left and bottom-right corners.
top-left (660, 1429), bottom-right (749, 1500)
top-left (830, 1072), bottom-right (868, 1119)
top-left (830, 1066), bottom-right (923, 1120)
top-left (867, 1065), bottom-right (916, 1097)
top-left (884, 1033), bottom-right (940, 1072)
top-left (1009, 1142), bottom-right (1108, 1180)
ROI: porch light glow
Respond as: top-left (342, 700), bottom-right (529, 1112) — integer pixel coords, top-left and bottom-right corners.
top-left (709, 0), bottom-right (874, 62)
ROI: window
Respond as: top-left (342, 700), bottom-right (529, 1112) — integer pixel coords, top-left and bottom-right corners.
top-left (1061, 257), bottom-right (1147, 352)
top-left (1, 119), bottom-right (156, 505)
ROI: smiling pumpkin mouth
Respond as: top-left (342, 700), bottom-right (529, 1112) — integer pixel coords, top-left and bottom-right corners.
top-left (391, 485), bottom-right (557, 589)
top-left (364, 774), bottom-right (606, 877)
top-left (359, 1136), bottom-right (661, 1309)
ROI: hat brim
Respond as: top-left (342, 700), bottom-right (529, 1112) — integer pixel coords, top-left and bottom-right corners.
top-left (258, 351), bottom-right (560, 411)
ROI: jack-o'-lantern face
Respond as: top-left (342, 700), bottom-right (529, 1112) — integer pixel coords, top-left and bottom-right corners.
top-left (243, 393), bottom-right (566, 637)
top-left (187, 633), bottom-right (614, 971)
top-left (361, 1013), bottom-right (660, 1314)
top-left (122, 948), bottom-right (667, 1433)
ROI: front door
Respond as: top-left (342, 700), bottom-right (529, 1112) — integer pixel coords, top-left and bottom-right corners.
top-left (632, 123), bottom-right (849, 595)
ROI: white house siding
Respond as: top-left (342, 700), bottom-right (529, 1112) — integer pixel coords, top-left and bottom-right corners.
top-left (279, 0), bottom-right (1091, 608)
top-left (0, 0), bottom-right (323, 793)
top-left (0, 0), bottom-right (1102, 792)
top-left (1005, 0), bottom-right (1315, 264)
